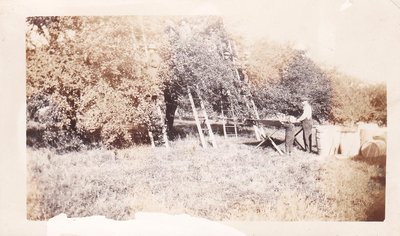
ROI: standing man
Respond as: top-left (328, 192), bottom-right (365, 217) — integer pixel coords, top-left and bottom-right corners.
top-left (296, 98), bottom-right (313, 153)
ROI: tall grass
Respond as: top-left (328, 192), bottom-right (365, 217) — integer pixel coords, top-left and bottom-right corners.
top-left (27, 136), bottom-right (385, 221)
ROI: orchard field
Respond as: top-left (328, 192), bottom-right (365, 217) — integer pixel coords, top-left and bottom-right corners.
top-left (26, 16), bottom-right (387, 221)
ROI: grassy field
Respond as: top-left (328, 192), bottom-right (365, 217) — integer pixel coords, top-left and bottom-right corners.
top-left (27, 134), bottom-right (385, 221)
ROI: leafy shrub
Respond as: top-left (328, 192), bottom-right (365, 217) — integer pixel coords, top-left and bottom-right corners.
top-left (26, 16), bottom-right (166, 149)
top-left (366, 83), bottom-right (387, 125)
top-left (327, 69), bottom-right (386, 125)
top-left (246, 43), bottom-right (332, 122)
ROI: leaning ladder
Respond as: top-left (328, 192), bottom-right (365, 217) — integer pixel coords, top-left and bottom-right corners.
top-left (187, 86), bottom-right (217, 148)
top-left (220, 90), bottom-right (238, 138)
top-left (147, 103), bottom-right (170, 149)
top-left (135, 17), bottom-right (169, 149)
top-left (227, 39), bottom-right (261, 141)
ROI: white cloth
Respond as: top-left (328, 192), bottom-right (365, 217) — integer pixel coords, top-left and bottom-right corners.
top-left (47, 213), bottom-right (246, 236)
top-left (297, 102), bottom-right (312, 121)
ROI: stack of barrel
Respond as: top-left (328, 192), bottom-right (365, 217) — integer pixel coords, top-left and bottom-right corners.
top-left (315, 125), bottom-right (341, 157)
top-left (315, 123), bottom-right (386, 162)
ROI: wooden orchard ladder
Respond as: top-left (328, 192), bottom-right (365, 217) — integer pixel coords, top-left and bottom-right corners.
top-left (196, 86), bottom-right (217, 148)
top-left (221, 90), bottom-right (238, 138)
top-left (146, 103), bottom-right (169, 149)
top-left (157, 104), bottom-right (170, 148)
top-left (221, 109), bottom-right (238, 138)
top-left (135, 16), bottom-right (169, 149)
top-left (250, 98), bottom-right (264, 141)
top-left (227, 39), bottom-right (261, 140)
top-left (188, 87), bottom-right (217, 148)
top-left (148, 130), bottom-right (156, 148)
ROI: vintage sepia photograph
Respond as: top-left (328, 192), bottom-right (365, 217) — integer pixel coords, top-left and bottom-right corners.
top-left (25, 13), bottom-right (388, 226)
top-left (2, 0), bottom-right (400, 234)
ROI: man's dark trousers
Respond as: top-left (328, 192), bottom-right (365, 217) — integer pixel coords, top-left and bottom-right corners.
top-left (302, 118), bottom-right (313, 152)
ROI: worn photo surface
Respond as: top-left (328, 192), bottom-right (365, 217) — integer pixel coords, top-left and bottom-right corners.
top-left (26, 14), bottom-right (387, 222)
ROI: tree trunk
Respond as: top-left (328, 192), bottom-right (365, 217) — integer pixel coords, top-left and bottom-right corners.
top-left (164, 85), bottom-right (179, 139)
top-left (165, 102), bottom-right (178, 139)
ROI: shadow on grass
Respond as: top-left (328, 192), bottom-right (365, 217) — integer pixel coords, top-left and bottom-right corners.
top-left (353, 154), bottom-right (386, 168)
top-left (242, 141), bottom-right (262, 146)
top-left (366, 170), bottom-right (386, 221)
top-left (365, 189), bottom-right (385, 221)
top-left (171, 121), bottom-right (253, 140)
top-left (352, 154), bottom-right (386, 221)
top-left (371, 175), bottom-right (386, 186)
top-left (242, 137), bottom-right (285, 148)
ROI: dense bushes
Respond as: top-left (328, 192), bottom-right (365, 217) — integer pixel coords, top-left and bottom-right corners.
top-left (366, 83), bottom-right (387, 125)
top-left (322, 69), bottom-right (386, 125)
top-left (26, 16), bottom-right (166, 151)
top-left (245, 41), bottom-right (331, 122)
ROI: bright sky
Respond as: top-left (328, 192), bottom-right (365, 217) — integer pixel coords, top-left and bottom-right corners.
top-left (192, 0), bottom-right (400, 83)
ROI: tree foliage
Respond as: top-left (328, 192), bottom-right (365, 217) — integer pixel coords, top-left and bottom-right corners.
top-left (245, 40), bottom-right (331, 122)
top-left (366, 83), bottom-right (387, 125)
top-left (327, 69), bottom-right (386, 125)
top-left (26, 16), bottom-right (165, 150)
top-left (26, 16), bottom-right (387, 151)
top-left (163, 17), bottom-right (253, 137)
top-left (75, 16), bottom-right (166, 147)
top-left (27, 16), bottom-right (86, 151)
top-left (243, 38), bottom-right (386, 125)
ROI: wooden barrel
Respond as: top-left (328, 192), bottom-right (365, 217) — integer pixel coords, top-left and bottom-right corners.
top-left (360, 140), bottom-right (386, 159)
top-left (339, 130), bottom-right (360, 157)
top-left (316, 125), bottom-right (340, 156)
